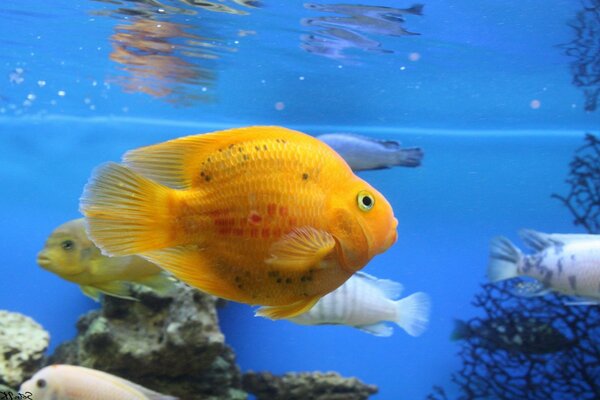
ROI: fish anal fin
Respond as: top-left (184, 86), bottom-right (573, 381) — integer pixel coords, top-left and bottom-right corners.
top-left (266, 227), bottom-right (336, 271)
top-left (358, 322), bottom-right (393, 337)
top-left (141, 246), bottom-right (239, 300)
top-left (256, 296), bottom-right (321, 320)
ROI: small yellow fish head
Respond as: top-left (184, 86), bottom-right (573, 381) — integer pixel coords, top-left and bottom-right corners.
top-left (329, 179), bottom-right (397, 271)
top-left (37, 218), bottom-right (95, 277)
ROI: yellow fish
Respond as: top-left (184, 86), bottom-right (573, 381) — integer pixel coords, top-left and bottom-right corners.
top-left (20, 365), bottom-right (178, 400)
top-left (37, 218), bottom-right (175, 300)
top-left (80, 126), bottom-right (398, 318)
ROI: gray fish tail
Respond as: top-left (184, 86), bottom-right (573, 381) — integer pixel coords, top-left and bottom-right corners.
top-left (394, 147), bottom-right (424, 167)
top-left (488, 236), bottom-right (522, 282)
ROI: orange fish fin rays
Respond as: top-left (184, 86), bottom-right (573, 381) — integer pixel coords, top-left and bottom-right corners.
top-left (141, 246), bottom-right (238, 300)
top-left (80, 162), bottom-right (177, 256)
top-left (123, 126), bottom-right (302, 189)
top-left (265, 227), bottom-right (336, 271)
top-left (255, 296), bottom-right (321, 319)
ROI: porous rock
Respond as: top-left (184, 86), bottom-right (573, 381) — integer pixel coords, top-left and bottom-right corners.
top-left (48, 282), bottom-right (246, 400)
top-left (0, 310), bottom-right (49, 388)
top-left (242, 371), bottom-right (378, 400)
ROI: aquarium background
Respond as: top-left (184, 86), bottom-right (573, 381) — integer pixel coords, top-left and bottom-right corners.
top-left (1, 0), bottom-right (599, 399)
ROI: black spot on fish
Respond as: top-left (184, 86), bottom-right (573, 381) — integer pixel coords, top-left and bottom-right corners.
top-left (243, 154), bottom-right (249, 161)
top-left (200, 171), bottom-right (205, 177)
top-left (543, 270), bottom-right (553, 286)
top-left (569, 275), bottom-right (577, 290)
top-left (237, 284), bottom-right (243, 289)
top-left (207, 157), bottom-right (212, 162)
top-left (229, 144), bottom-right (234, 149)
top-left (276, 278), bottom-right (282, 284)
top-left (301, 276), bottom-right (307, 282)
top-left (255, 145), bottom-right (260, 151)
top-left (302, 173), bottom-right (309, 180)
top-left (268, 271), bottom-right (280, 278)
top-left (263, 145), bottom-right (268, 151)
top-left (557, 258), bottom-right (564, 275)
top-left (238, 147), bottom-right (244, 152)
top-left (204, 175), bottom-right (211, 182)
top-left (285, 278), bottom-right (292, 284)
top-left (234, 276), bottom-right (241, 283)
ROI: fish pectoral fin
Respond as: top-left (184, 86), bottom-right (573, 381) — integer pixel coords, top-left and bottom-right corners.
top-left (135, 273), bottom-right (178, 296)
top-left (255, 296), bottom-right (321, 320)
top-left (80, 285), bottom-right (101, 301)
top-left (357, 322), bottom-right (394, 337)
top-left (92, 281), bottom-right (138, 301)
top-left (266, 227), bottom-right (336, 270)
top-left (141, 246), bottom-right (239, 300)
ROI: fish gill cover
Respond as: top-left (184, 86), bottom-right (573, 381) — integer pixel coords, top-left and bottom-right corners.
top-left (428, 132), bottom-right (600, 400)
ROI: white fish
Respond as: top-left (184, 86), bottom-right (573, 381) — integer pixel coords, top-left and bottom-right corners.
top-left (286, 272), bottom-right (431, 337)
top-left (488, 229), bottom-right (600, 302)
top-left (20, 365), bottom-right (178, 400)
top-left (317, 133), bottom-right (423, 171)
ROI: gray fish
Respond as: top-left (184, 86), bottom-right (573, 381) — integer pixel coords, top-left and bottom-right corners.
top-left (317, 133), bottom-right (423, 171)
top-left (452, 317), bottom-right (575, 354)
top-left (488, 229), bottom-right (600, 302)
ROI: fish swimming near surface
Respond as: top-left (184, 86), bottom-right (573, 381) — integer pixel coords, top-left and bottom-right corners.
top-left (317, 133), bottom-right (423, 171)
top-left (20, 364), bottom-right (178, 400)
top-left (286, 271), bottom-right (431, 337)
top-left (80, 126), bottom-right (398, 319)
top-left (452, 316), bottom-right (575, 354)
top-left (488, 229), bottom-right (600, 302)
top-left (37, 218), bottom-right (175, 301)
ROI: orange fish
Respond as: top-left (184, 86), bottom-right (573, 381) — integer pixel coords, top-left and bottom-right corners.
top-left (80, 126), bottom-right (398, 318)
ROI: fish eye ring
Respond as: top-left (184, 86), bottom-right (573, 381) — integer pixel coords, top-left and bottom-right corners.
top-left (37, 378), bottom-right (46, 388)
top-left (357, 190), bottom-right (375, 211)
top-left (61, 240), bottom-right (75, 251)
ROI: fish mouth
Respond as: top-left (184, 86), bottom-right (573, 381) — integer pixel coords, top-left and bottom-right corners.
top-left (36, 253), bottom-right (51, 268)
top-left (383, 218), bottom-right (398, 249)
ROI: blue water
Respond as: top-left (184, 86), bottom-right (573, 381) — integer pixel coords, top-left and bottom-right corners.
top-left (1, 0), bottom-right (599, 399)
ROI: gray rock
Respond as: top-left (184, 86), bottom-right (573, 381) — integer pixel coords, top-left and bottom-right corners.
top-left (242, 371), bottom-right (378, 400)
top-left (48, 282), bottom-right (246, 400)
top-left (0, 310), bottom-right (49, 388)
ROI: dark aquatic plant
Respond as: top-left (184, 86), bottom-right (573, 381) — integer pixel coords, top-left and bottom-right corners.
top-left (552, 133), bottom-right (600, 233)
top-left (429, 282), bottom-right (600, 400)
top-left (428, 133), bottom-right (600, 400)
top-left (560, 0), bottom-right (600, 111)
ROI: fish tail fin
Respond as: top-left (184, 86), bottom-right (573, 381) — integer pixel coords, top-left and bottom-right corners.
top-left (450, 319), bottom-right (470, 341)
top-left (80, 162), bottom-right (180, 257)
top-left (393, 292), bottom-right (431, 337)
top-left (407, 4), bottom-right (424, 15)
top-left (394, 147), bottom-right (424, 167)
top-left (488, 236), bottom-right (522, 282)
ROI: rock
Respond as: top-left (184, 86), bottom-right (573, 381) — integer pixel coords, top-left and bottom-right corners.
top-left (242, 371), bottom-right (378, 400)
top-left (0, 310), bottom-right (49, 388)
top-left (48, 283), bottom-right (246, 400)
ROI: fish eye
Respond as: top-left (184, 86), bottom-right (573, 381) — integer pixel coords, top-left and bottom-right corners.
top-left (61, 240), bottom-right (75, 251)
top-left (357, 190), bottom-right (375, 212)
top-left (36, 378), bottom-right (46, 388)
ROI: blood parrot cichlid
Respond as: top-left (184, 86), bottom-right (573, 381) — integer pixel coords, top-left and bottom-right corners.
top-left (80, 126), bottom-right (398, 319)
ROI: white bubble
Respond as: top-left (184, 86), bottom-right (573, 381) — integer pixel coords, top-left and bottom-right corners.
top-left (260, 79), bottom-right (266, 84)
top-left (299, 76), bottom-right (305, 81)
top-left (50, 100), bottom-right (57, 105)
top-left (37, 80), bottom-right (46, 87)
top-left (0, 108), bottom-right (5, 114)
top-left (400, 66), bottom-right (406, 71)
top-left (92, 80), bottom-right (98, 87)
top-left (158, 8), bottom-right (165, 13)
top-left (122, 106), bottom-right (129, 113)
top-left (156, 24), bottom-right (162, 28)
top-left (201, 87), bottom-right (208, 92)
top-left (408, 52), bottom-right (421, 61)
top-left (27, 94), bottom-right (36, 101)
top-left (84, 97), bottom-right (92, 104)
top-left (337, 65), bottom-right (343, 69)
top-left (90, 105), bottom-right (96, 111)
top-left (275, 102), bottom-right (285, 111)
top-left (530, 99), bottom-right (541, 109)
top-left (57, 90), bottom-right (66, 97)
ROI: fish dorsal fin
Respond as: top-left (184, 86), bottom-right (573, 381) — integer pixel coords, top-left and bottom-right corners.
top-left (266, 227), bottom-right (336, 271)
top-left (123, 126), bottom-right (303, 189)
top-left (256, 296), bottom-right (321, 319)
top-left (519, 229), bottom-right (558, 251)
top-left (355, 271), bottom-right (403, 299)
top-left (519, 229), bottom-right (600, 250)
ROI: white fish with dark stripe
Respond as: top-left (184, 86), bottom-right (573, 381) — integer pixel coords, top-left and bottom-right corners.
top-left (488, 229), bottom-right (600, 302)
top-left (286, 272), bottom-right (431, 337)
top-left (317, 133), bottom-right (423, 171)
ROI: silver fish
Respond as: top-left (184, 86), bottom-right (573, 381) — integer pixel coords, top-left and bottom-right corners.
top-left (317, 133), bottom-right (423, 171)
top-left (488, 229), bottom-right (600, 302)
top-left (286, 272), bottom-right (431, 337)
